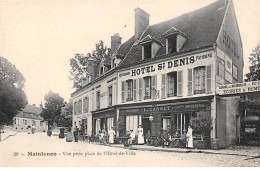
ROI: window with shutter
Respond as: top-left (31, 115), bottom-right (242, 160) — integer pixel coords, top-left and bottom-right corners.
top-left (126, 79), bottom-right (133, 101)
top-left (177, 70), bottom-right (183, 96)
top-left (121, 81), bottom-right (125, 103)
top-left (151, 75), bottom-right (157, 99)
top-left (193, 66), bottom-right (206, 94)
top-left (161, 74), bottom-right (166, 99)
top-left (133, 79), bottom-right (137, 101)
top-left (188, 69), bottom-right (193, 95)
top-left (206, 65), bottom-right (212, 93)
top-left (139, 78), bottom-right (143, 101)
top-left (144, 76), bottom-right (151, 99)
top-left (167, 72), bottom-right (177, 97)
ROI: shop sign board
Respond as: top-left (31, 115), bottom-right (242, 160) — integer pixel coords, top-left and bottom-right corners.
top-left (120, 102), bottom-right (211, 114)
top-left (225, 71), bottom-right (232, 83)
top-left (216, 80), bottom-right (260, 95)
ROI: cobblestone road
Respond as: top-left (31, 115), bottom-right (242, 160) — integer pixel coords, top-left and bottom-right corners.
top-left (0, 132), bottom-right (259, 167)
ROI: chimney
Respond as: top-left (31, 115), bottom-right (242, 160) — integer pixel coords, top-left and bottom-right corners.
top-left (111, 33), bottom-right (122, 54)
top-left (134, 8), bottom-right (150, 42)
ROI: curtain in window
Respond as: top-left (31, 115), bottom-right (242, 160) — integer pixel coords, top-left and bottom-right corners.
top-left (194, 67), bottom-right (206, 93)
top-left (126, 115), bottom-right (138, 134)
top-left (163, 118), bottom-right (171, 130)
top-left (107, 117), bottom-right (114, 131)
top-left (127, 80), bottom-right (133, 100)
top-left (144, 77), bottom-right (151, 98)
top-left (96, 119), bottom-right (100, 134)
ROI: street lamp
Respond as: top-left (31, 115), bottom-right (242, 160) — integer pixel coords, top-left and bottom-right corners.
top-left (149, 114), bottom-right (154, 121)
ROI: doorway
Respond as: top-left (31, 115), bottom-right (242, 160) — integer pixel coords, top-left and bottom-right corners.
top-left (142, 118), bottom-right (151, 136)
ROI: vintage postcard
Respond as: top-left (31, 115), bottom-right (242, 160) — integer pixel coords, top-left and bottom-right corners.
top-left (0, 0), bottom-right (260, 167)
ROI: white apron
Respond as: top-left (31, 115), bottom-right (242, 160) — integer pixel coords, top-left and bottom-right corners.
top-left (187, 128), bottom-right (193, 148)
top-left (137, 128), bottom-right (144, 144)
top-left (109, 130), bottom-right (115, 144)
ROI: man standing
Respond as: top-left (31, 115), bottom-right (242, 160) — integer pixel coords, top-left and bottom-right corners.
top-left (128, 130), bottom-right (136, 146)
top-left (74, 126), bottom-right (79, 142)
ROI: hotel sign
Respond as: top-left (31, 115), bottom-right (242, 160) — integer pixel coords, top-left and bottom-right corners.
top-left (130, 52), bottom-right (213, 77)
top-left (216, 81), bottom-right (260, 95)
top-left (120, 102), bottom-right (210, 114)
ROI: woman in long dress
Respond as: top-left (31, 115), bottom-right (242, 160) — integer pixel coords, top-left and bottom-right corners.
top-left (108, 127), bottom-right (115, 144)
top-left (137, 125), bottom-right (144, 144)
top-left (186, 126), bottom-right (193, 148)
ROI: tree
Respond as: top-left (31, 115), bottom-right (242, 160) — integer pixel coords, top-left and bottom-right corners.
top-left (60, 101), bottom-right (73, 127)
top-left (0, 57), bottom-right (27, 141)
top-left (69, 40), bottom-right (111, 88)
top-left (245, 43), bottom-right (260, 81)
top-left (190, 111), bottom-right (211, 140)
top-left (40, 91), bottom-right (64, 127)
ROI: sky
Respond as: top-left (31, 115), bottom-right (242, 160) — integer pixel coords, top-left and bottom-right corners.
top-left (0, 0), bottom-right (259, 106)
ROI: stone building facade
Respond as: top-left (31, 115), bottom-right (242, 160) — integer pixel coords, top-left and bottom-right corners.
top-left (71, 0), bottom-right (243, 148)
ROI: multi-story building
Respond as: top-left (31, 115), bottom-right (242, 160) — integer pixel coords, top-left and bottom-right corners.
top-left (13, 104), bottom-right (47, 132)
top-left (71, 0), bottom-right (243, 148)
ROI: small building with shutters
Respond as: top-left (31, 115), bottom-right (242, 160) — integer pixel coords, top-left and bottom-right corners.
top-left (71, 0), bottom-right (243, 148)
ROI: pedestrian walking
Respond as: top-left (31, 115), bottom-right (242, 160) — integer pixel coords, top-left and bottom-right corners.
top-left (27, 126), bottom-right (31, 134)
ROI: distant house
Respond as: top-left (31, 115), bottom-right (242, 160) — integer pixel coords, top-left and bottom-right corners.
top-left (13, 104), bottom-right (47, 132)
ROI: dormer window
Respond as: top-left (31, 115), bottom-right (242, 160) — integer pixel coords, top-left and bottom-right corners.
top-left (111, 58), bottom-right (116, 68)
top-left (167, 34), bottom-right (177, 53)
top-left (162, 27), bottom-right (188, 54)
top-left (100, 65), bottom-right (104, 75)
top-left (144, 43), bottom-right (152, 59)
top-left (140, 35), bottom-right (162, 60)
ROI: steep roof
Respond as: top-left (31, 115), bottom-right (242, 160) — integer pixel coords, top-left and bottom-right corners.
top-left (119, 0), bottom-right (227, 68)
top-left (23, 105), bottom-right (42, 115)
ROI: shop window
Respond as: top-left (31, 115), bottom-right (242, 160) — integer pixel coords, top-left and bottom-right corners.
top-left (167, 72), bottom-right (177, 97)
top-left (167, 35), bottom-right (177, 53)
top-left (194, 66), bottom-right (206, 94)
top-left (108, 86), bottom-right (113, 106)
top-left (144, 76), bottom-right (151, 99)
top-left (96, 91), bottom-right (100, 109)
top-left (32, 120), bottom-right (36, 126)
top-left (217, 59), bottom-right (225, 78)
top-left (233, 64), bottom-right (238, 80)
top-left (126, 79), bottom-right (133, 101)
top-left (126, 115), bottom-right (139, 135)
top-left (24, 120), bottom-right (27, 125)
top-left (162, 118), bottom-right (171, 130)
top-left (143, 43), bottom-right (152, 60)
top-left (83, 96), bottom-right (89, 113)
top-left (107, 117), bottom-right (114, 132)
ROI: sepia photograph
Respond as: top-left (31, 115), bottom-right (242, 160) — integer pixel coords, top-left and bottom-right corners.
top-left (0, 0), bottom-right (260, 167)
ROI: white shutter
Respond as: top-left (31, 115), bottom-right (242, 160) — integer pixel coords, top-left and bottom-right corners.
top-left (139, 78), bottom-right (143, 101)
top-left (151, 75), bottom-right (157, 99)
top-left (177, 70), bottom-right (183, 96)
top-left (121, 81), bottom-right (125, 103)
top-left (161, 74), bottom-right (166, 99)
top-left (133, 79), bottom-right (137, 101)
top-left (188, 69), bottom-right (193, 95)
top-left (206, 65), bottom-right (212, 93)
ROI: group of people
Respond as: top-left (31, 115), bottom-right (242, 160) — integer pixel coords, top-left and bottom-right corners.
top-left (152, 125), bottom-right (193, 148)
top-left (96, 127), bottom-right (116, 145)
top-left (27, 125), bottom-right (36, 134)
